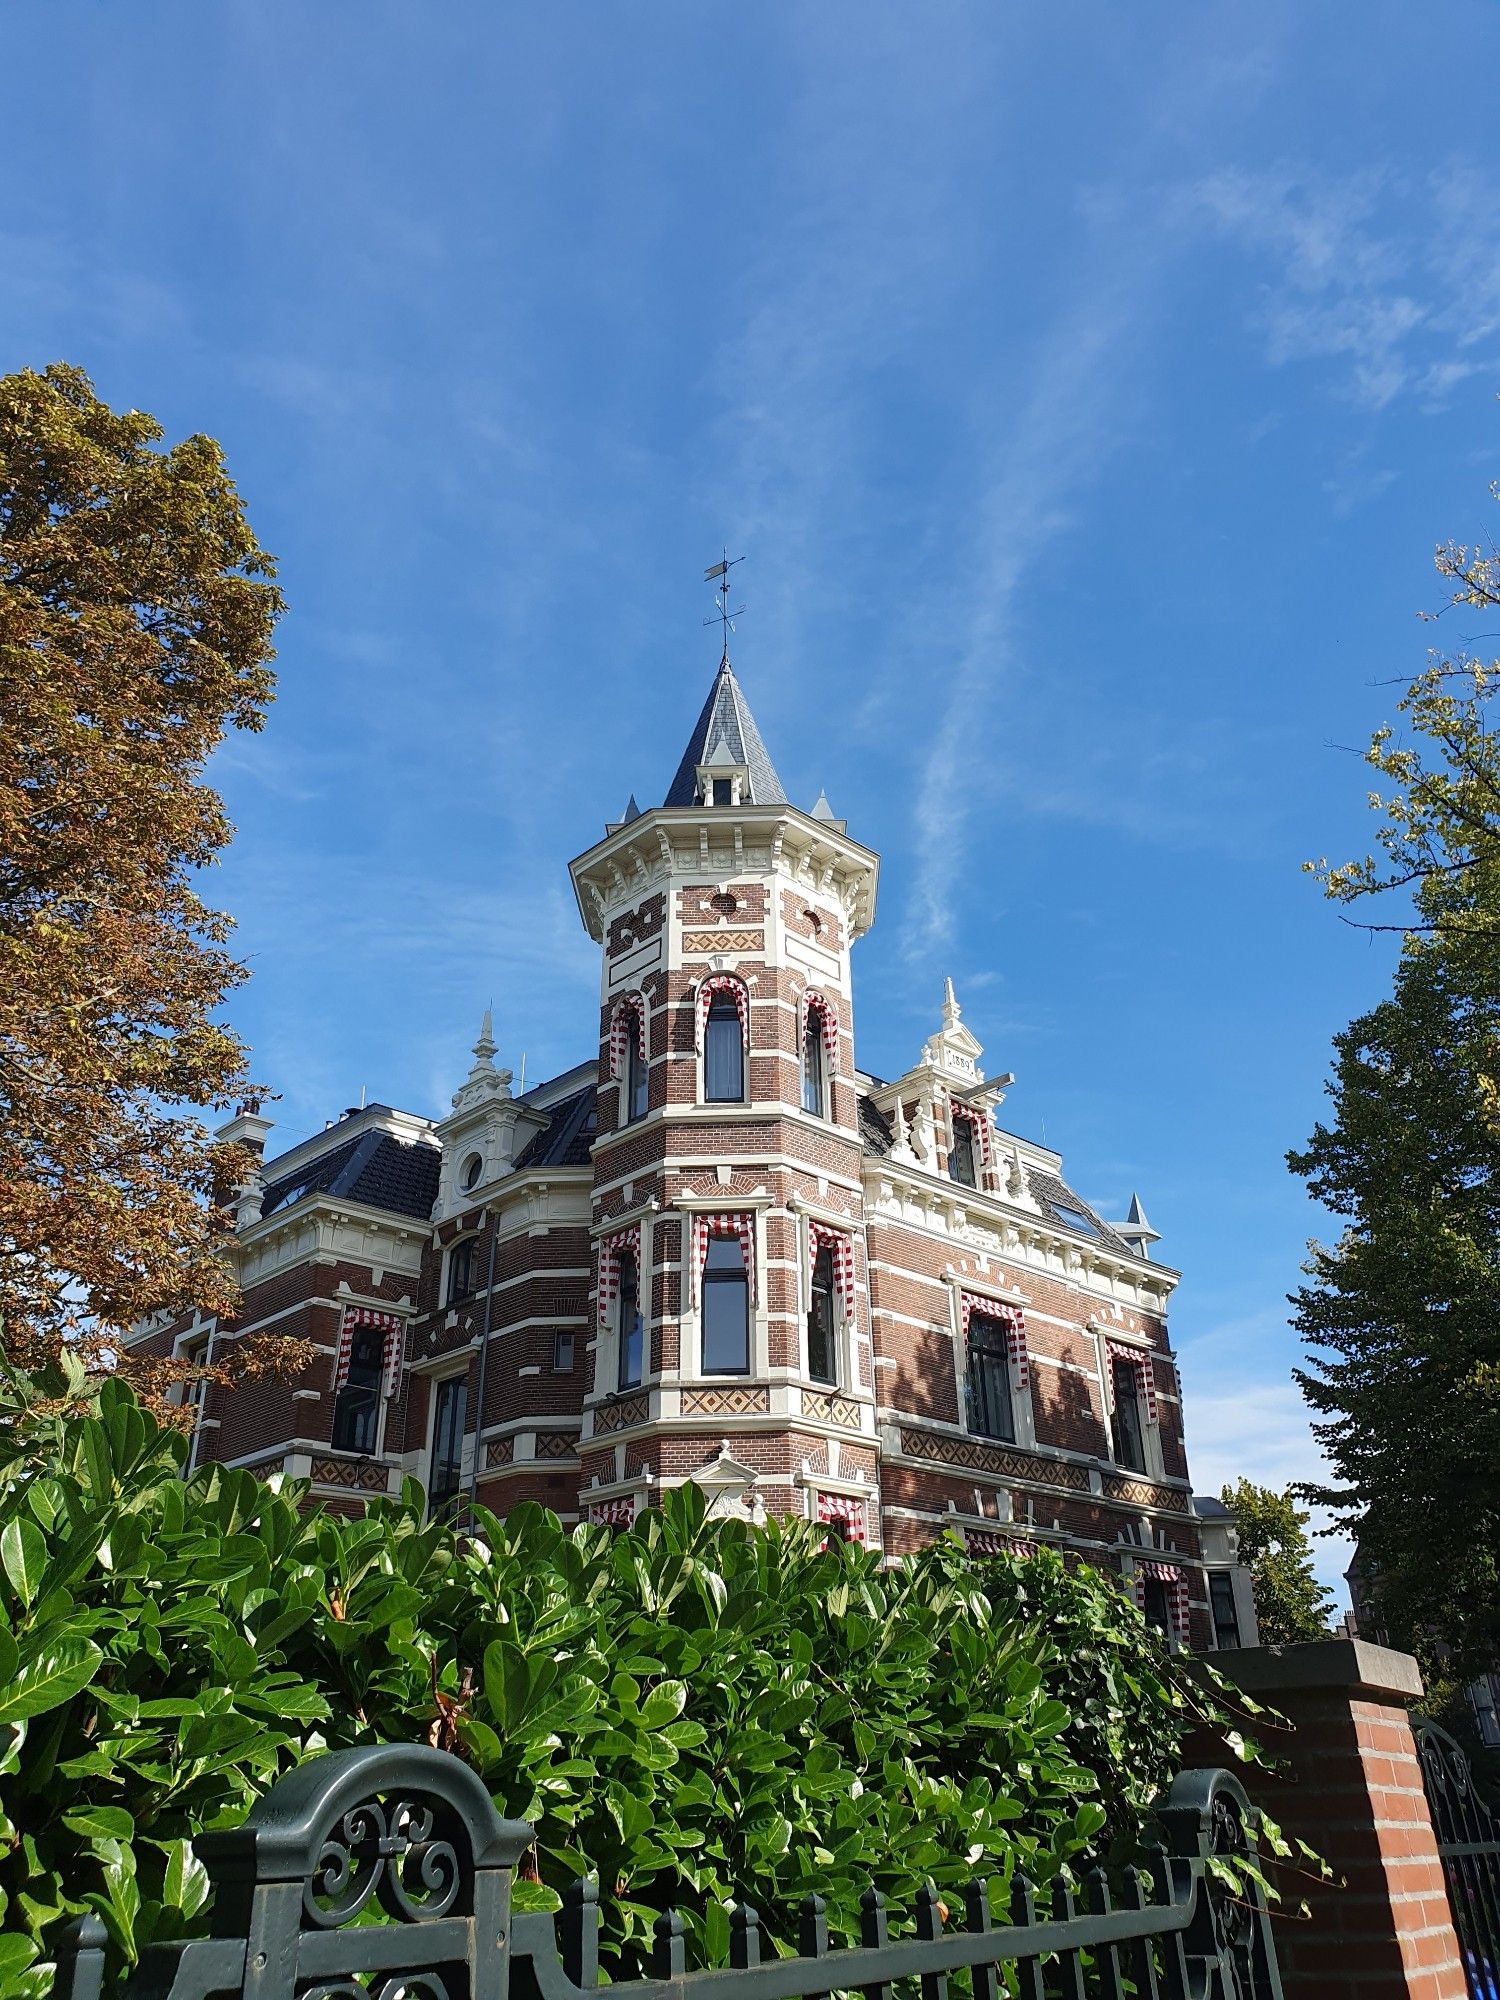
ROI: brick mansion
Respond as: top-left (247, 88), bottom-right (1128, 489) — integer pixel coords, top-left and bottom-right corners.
top-left (132, 655), bottom-right (1255, 1652)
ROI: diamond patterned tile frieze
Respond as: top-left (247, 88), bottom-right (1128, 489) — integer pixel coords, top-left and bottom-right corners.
top-left (896, 1428), bottom-right (1090, 1490)
top-left (594, 1394), bottom-right (650, 1433)
top-left (1102, 1474), bottom-right (1189, 1512)
top-left (534, 1431), bottom-right (579, 1460)
top-left (681, 1386), bottom-right (770, 1417)
top-left (681, 930), bottom-right (764, 954)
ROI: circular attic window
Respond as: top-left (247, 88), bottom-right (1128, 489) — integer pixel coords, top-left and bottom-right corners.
top-left (460, 1152), bottom-right (484, 1191)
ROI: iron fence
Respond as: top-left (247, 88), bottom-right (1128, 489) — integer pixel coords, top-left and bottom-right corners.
top-left (1415, 1720), bottom-right (1500, 2000)
top-left (51, 1741), bottom-right (1284, 2000)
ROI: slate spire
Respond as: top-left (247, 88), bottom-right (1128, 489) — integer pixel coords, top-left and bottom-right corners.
top-left (663, 655), bottom-right (787, 808)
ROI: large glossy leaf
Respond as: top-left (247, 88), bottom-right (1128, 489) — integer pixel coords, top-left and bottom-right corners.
top-left (0, 1639), bottom-right (103, 1722)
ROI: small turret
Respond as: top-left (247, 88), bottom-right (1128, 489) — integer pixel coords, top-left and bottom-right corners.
top-left (1117, 1192), bottom-right (1161, 1261)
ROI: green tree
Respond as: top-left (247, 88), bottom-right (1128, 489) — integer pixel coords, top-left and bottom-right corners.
top-left (1219, 1480), bottom-right (1331, 1645)
top-left (0, 364), bottom-right (280, 1378)
top-left (1292, 485), bottom-right (1500, 1680)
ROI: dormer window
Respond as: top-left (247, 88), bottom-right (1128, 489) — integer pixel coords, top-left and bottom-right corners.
top-left (712, 778), bottom-right (732, 805)
top-left (447, 1236), bottom-right (477, 1304)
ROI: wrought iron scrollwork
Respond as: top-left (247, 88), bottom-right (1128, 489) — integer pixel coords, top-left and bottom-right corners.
top-left (305, 1794), bottom-right (463, 1928)
top-left (51, 1746), bottom-right (1286, 2000)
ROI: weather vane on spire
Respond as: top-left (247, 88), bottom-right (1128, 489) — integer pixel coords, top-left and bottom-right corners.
top-left (703, 550), bottom-right (745, 661)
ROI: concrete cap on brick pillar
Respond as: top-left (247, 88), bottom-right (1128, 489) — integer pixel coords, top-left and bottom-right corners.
top-left (1203, 1637), bottom-right (1424, 1705)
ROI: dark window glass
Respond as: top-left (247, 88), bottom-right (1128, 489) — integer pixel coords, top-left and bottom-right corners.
top-left (625, 1020), bottom-right (649, 1122)
top-left (1141, 1576), bottom-right (1172, 1638)
top-left (1208, 1571), bottom-right (1241, 1650)
top-left (447, 1237), bottom-right (476, 1304)
top-left (712, 777), bottom-right (732, 805)
top-left (802, 1009), bottom-right (826, 1115)
top-left (965, 1313), bottom-right (1014, 1441)
top-left (1111, 1357), bottom-right (1147, 1472)
top-left (702, 1233), bottom-right (750, 1375)
top-left (949, 1118), bottom-right (977, 1188)
top-left (704, 991), bottom-right (745, 1102)
top-left (331, 1328), bottom-right (383, 1454)
top-left (807, 1243), bottom-right (838, 1385)
top-left (617, 1252), bottom-right (643, 1390)
top-left (1050, 1201), bottom-right (1099, 1237)
top-left (553, 1330), bottom-right (575, 1373)
top-left (428, 1374), bottom-right (467, 1519)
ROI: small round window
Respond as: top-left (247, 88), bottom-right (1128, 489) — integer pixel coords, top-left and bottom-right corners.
top-left (460, 1152), bottom-right (483, 1191)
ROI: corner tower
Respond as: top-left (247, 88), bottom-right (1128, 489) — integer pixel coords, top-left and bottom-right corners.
top-left (569, 657), bottom-right (882, 1535)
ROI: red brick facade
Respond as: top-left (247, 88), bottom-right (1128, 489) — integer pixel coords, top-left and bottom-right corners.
top-left (130, 659), bottom-right (1216, 1644)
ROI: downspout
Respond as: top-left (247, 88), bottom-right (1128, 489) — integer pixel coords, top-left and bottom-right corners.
top-left (467, 1206), bottom-right (499, 1519)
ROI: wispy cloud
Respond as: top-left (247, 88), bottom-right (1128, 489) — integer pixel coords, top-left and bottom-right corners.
top-left (1185, 163), bottom-right (1500, 410)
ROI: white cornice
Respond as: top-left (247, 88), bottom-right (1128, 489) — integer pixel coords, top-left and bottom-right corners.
top-left (569, 803), bottom-right (880, 944)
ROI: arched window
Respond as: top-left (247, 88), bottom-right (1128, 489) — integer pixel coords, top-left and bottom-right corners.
top-left (625, 1022), bottom-right (649, 1123)
top-left (701, 1234), bottom-right (750, 1374)
top-left (965, 1312), bottom-right (1015, 1442)
top-left (802, 1008), bottom-right (827, 1116)
top-left (704, 990), bottom-right (745, 1102)
top-left (331, 1327), bottom-right (383, 1454)
top-left (807, 1242), bottom-right (838, 1386)
top-left (447, 1236), bottom-right (477, 1305)
top-left (617, 1249), bottom-right (644, 1391)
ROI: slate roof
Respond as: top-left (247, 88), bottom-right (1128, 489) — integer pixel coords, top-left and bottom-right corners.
top-left (663, 657), bottom-right (787, 807)
top-left (513, 1084), bottom-right (598, 1170)
top-left (855, 1092), bottom-right (1132, 1254)
top-left (260, 1119), bottom-right (441, 1221)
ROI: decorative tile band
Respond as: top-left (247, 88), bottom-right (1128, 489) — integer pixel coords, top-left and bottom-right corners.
top-left (593, 1394), bottom-right (650, 1434)
top-left (682, 930), bottom-right (764, 954)
top-left (681, 1386), bottom-right (771, 1417)
top-left (896, 1428), bottom-right (1091, 1491)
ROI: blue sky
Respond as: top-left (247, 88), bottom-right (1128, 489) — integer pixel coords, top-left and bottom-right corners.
top-left (7, 2), bottom-right (1499, 1599)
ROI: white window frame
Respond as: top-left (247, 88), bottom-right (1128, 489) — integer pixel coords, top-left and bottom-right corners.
top-left (680, 1203), bottom-right (767, 1384)
top-left (1094, 1327), bottom-right (1165, 1480)
top-left (948, 1278), bottom-right (1035, 1449)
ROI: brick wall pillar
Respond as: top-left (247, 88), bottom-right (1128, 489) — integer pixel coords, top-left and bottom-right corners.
top-left (1196, 1640), bottom-right (1465, 2000)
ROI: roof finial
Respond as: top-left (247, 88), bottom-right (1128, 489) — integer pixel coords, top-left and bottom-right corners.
top-left (703, 550), bottom-right (745, 663)
top-left (474, 1005), bottom-right (497, 1062)
top-left (943, 976), bottom-right (961, 1028)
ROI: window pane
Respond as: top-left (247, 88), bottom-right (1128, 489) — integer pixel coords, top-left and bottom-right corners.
top-left (966, 1316), bottom-right (1014, 1440)
top-left (712, 777), bottom-right (732, 805)
top-left (704, 995), bottom-right (744, 1101)
top-left (332, 1328), bottom-right (383, 1453)
top-left (950, 1122), bottom-right (977, 1188)
top-left (1142, 1577), bottom-right (1172, 1637)
top-left (627, 1031), bottom-right (649, 1121)
top-left (802, 1015), bottom-right (825, 1115)
top-left (617, 1252), bottom-right (643, 1389)
top-left (1111, 1359), bottom-right (1147, 1472)
top-left (808, 1245), bottom-right (837, 1384)
top-left (448, 1239), bottom-right (476, 1303)
top-left (1208, 1571), bottom-right (1241, 1649)
top-left (702, 1234), bottom-right (749, 1374)
top-left (553, 1331), bottom-right (575, 1372)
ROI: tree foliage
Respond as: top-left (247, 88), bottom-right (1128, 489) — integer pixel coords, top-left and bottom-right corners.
top-left (1293, 486), bottom-right (1500, 1680)
top-left (1218, 1480), bottom-right (1331, 1645)
top-left (0, 364), bottom-right (281, 1370)
top-left (0, 1363), bottom-right (1265, 1997)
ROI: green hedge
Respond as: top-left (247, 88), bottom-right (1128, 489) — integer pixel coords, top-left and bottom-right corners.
top-left (0, 1362), bottom-right (1257, 1994)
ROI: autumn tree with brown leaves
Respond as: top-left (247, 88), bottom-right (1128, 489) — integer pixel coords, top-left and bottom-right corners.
top-left (0, 363), bottom-right (287, 1389)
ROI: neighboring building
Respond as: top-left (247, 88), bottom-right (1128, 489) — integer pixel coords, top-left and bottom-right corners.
top-left (1192, 1494), bottom-right (1261, 1650)
top-left (132, 654), bottom-right (1239, 1647)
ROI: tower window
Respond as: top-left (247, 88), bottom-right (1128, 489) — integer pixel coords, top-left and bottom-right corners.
top-left (712, 777), bottom-right (733, 806)
top-left (807, 1242), bottom-right (838, 1386)
top-left (447, 1237), bottom-right (477, 1305)
top-left (331, 1328), bottom-right (383, 1454)
top-left (965, 1312), bottom-right (1015, 1442)
top-left (428, 1373), bottom-right (467, 1521)
top-left (460, 1152), bottom-right (483, 1192)
top-left (553, 1330), bottom-right (576, 1373)
top-left (949, 1117), bottom-right (978, 1189)
top-left (701, 1234), bottom-right (750, 1375)
top-left (704, 990), bottom-right (745, 1102)
top-left (617, 1250), bottom-right (644, 1390)
top-left (1111, 1356), bottom-right (1148, 1473)
top-left (802, 1007), bottom-right (828, 1117)
top-left (625, 1021), bottom-right (649, 1123)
